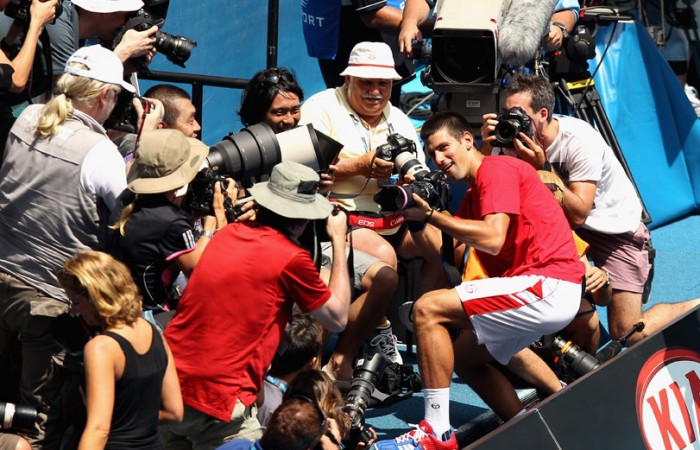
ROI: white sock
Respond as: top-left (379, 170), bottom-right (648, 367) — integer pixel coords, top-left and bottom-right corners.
top-left (423, 388), bottom-right (451, 438)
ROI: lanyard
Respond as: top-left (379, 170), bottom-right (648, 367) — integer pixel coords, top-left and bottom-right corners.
top-left (264, 374), bottom-right (288, 393)
top-left (350, 113), bottom-right (394, 152)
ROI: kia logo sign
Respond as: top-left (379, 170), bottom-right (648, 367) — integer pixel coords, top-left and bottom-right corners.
top-left (636, 348), bottom-right (700, 450)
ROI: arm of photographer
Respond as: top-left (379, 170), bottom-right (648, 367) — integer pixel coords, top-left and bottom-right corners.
top-left (402, 194), bottom-right (510, 256)
top-left (0, 0), bottom-right (57, 92)
top-left (175, 178), bottom-right (235, 277)
top-left (113, 25), bottom-right (158, 67)
top-left (514, 132), bottom-right (596, 229)
top-left (333, 149), bottom-right (394, 181)
top-left (310, 209), bottom-right (352, 333)
top-left (398, 0), bottom-right (433, 58)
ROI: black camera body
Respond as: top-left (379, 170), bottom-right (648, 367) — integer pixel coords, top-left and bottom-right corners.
top-left (4, 0), bottom-right (63, 24)
top-left (342, 353), bottom-right (386, 448)
top-left (375, 133), bottom-right (416, 162)
top-left (119, 8), bottom-right (197, 69)
top-left (183, 168), bottom-right (227, 217)
top-left (494, 106), bottom-right (532, 148)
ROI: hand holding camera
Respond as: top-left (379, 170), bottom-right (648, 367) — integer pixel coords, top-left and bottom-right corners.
top-left (29, 0), bottom-right (58, 29)
top-left (113, 25), bottom-right (158, 63)
top-left (512, 129), bottom-right (548, 171)
top-left (364, 149), bottom-right (394, 179)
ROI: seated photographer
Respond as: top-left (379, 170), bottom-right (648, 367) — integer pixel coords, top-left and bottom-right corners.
top-left (161, 161), bottom-right (351, 449)
top-left (372, 112), bottom-right (584, 450)
top-left (257, 311), bottom-right (323, 427)
top-left (56, 251), bottom-right (182, 450)
top-left (481, 73), bottom-right (700, 346)
top-left (0, 44), bottom-right (135, 449)
top-left (216, 396), bottom-right (343, 450)
top-left (106, 129), bottom-right (232, 330)
top-left (240, 66), bottom-right (403, 376)
top-left (239, 67), bottom-right (303, 134)
top-left (301, 40), bottom-right (446, 297)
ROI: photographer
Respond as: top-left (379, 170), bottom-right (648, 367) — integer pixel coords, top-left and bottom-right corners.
top-left (372, 112), bottom-right (584, 449)
top-left (240, 66), bottom-right (402, 379)
top-left (106, 129), bottom-right (232, 330)
top-left (0, 44), bottom-right (135, 448)
top-left (481, 73), bottom-right (700, 347)
top-left (161, 161), bottom-right (351, 449)
top-left (301, 40), bottom-right (446, 301)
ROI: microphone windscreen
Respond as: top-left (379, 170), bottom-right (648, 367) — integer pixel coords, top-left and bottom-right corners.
top-left (498, 0), bottom-right (558, 65)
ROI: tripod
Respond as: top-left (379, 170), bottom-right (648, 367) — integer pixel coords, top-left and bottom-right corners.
top-left (552, 74), bottom-right (656, 303)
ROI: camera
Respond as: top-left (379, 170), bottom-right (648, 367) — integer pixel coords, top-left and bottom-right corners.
top-left (552, 335), bottom-right (600, 377)
top-left (117, 6), bottom-right (197, 69)
top-left (374, 170), bottom-right (449, 212)
top-left (183, 123), bottom-right (342, 216)
top-left (4, 0), bottom-right (63, 24)
top-left (375, 133), bottom-right (431, 181)
top-left (493, 106), bottom-right (532, 148)
top-left (0, 402), bottom-right (37, 433)
top-left (342, 353), bottom-right (386, 448)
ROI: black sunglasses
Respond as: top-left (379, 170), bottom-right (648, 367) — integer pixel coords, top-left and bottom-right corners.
top-left (262, 74), bottom-right (281, 88)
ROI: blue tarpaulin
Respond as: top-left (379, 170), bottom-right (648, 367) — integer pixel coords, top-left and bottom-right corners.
top-left (594, 20), bottom-right (700, 228)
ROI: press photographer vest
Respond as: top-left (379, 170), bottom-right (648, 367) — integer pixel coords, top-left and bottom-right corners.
top-left (0, 105), bottom-right (106, 302)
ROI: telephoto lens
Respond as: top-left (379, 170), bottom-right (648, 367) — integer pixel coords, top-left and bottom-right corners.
top-left (0, 402), bottom-right (38, 433)
top-left (552, 335), bottom-right (600, 377)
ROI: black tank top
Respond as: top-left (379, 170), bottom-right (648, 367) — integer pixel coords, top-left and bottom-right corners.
top-left (101, 322), bottom-right (167, 450)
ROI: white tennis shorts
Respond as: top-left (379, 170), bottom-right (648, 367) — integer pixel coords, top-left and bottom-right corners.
top-left (455, 275), bottom-right (581, 365)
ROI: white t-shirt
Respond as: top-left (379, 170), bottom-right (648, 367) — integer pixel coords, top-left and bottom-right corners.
top-left (497, 115), bottom-right (642, 234)
top-left (80, 139), bottom-right (127, 213)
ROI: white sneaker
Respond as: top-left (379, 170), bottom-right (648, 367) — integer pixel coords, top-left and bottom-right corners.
top-left (684, 84), bottom-right (700, 117)
top-left (368, 323), bottom-right (403, 365)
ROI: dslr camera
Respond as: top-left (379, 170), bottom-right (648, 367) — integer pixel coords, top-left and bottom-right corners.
top-left (493, 106), bottom-right (532, 148)
top-left (373, 133), bottom-right (449, 212)
top-left (342, 353), bottom-right (385, 448)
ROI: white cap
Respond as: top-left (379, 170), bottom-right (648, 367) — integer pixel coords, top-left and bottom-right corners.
top-left (72, 0), bottom-right (143, 13)
top-left (339, 41), bottom-right (401, 80)
top-left (65, 45), bottom-right (135, 93)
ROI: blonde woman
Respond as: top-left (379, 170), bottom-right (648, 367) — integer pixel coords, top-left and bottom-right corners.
top-left (57, 250), bottom-right (182, 450)
top-left (0, 45), bottom-right (147, 447)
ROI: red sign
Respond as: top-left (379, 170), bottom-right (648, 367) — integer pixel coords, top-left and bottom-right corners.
top-left (637, 348), bottom-right (700, 450)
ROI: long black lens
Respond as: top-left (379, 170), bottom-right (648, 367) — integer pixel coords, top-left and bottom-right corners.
top-left (208, 123), bottom-right (281, 180)
top-left (154, 31), bottom-right (197, 67)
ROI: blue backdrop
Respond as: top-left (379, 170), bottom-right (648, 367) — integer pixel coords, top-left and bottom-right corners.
top-left (147, 3), bottom-right (700, 229)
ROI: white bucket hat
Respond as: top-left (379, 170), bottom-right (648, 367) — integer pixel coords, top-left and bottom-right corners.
top-left (72, 0), bottom-right (143, 13)
top-left (339, 41), bottom-right (401, 80)
top-left (65, 45), bottom-right (135, 92)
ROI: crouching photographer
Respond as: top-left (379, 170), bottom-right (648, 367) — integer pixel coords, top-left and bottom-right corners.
top-left (161, 161), bottom-right (352, 448)
top-left (106, 129), bottom-right (235, 331)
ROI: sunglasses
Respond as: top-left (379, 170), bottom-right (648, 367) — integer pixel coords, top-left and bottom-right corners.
top-left (289, 395), bottom-right (329, 448)
top-left (262, 74), bottom-right (281, 88)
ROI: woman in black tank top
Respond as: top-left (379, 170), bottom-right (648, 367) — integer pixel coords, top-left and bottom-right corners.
top-left (57, 251), bottom-right (183, 450)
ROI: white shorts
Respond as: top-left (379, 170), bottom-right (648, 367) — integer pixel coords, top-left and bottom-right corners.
top-left (455, 275), bottom-right (581, 365)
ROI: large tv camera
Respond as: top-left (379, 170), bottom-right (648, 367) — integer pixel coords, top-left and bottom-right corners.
top-left (183, 122), bottom-right (343, 217)
top-left (342, 353), bottom-right (385, 448)
top-left (413, 0), bottom-right (558, 130)
top-left (372, 133), bottom-right (449, 212)
top-left (0, 402), bottom-right (38, 433)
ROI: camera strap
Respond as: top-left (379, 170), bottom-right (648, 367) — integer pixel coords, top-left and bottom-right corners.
top-left (346, 210), bottom-right (405, 230)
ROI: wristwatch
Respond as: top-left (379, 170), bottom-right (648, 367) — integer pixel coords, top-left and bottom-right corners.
top-left (202, 230), bottom-right (216, 239)
top-left (552, 22), bottom-right (569, 39)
